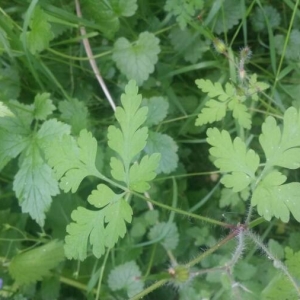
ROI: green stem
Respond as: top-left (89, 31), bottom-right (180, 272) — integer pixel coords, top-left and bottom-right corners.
top-left (130, 279), bottom-right (169, 300)
top-left (95, 249), bottom-right (110, 300)
top-left (185, 231), bottom-right (237, 268)
top-left (273, 0), bottom-right (300, 94)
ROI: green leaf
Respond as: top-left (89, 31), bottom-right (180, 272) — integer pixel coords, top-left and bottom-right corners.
top-left (195, 99), bottom-right (227, 126)
top-left (108, 80), bottom-right (147, 166)
top-left (195, 79), bottom-right (252, 127)
top-left (0, 66), bottom-right (20, 101)
top-left (88, 184), bottom-right (123, 208)
top-left (251, 171), bottom-right (300, 222)
top-left (129, 153), bottom-right (161, 192)
top-left (58, 99), bottom-right (89, 135)
top-left (247, 74), bottom-right (270, 101)
top-left (13, 143), bottom-right (59, 226)
top-left (169, 27), bottom-right (210, 63)
top-left (0, 127), bottom-right (28, 170)
top-left (142, 97), bottom-right (169, 126)
top-left (214, 0), bottom-right (242, 34)
top-left (0, 101), bottom-right (14, 117)
top-left (64, 207), bottom-right (105, 260)
top-left (164, 0), bottom-right (204, 30)
top-left (65, 197), bottom-right (132, 260)
top-left (274, 29), bottom-right (300, 61)
top-left (148, 222), bottom-right (179, 250)
top-left (37, 119), bottom-right (71, 148)
top-left (112, 32), bottom-right (160, 85)
top-left (9, 240), bottom-right (64, 285)
top-left (251, 5), bottom-right (281, 32)
top-left (259, 107), bottom-right (300, 169)
top-left (196, 79), bottom-right (232, 100)
top-left (33, 93), bottom-right (55, 120)
top-left (45, 129), bottom-right (98, 193)
top-left (219, 188), bottom-right (241, 208)
top-left (22, 6), bottom-right (54, 54)
top-left (81, 0), bottom-right (138, 38)
top-left (207, 128), bottom-right (259, 192)
top-left (104, 198), bottom-right (132, 248)
top-left (228, 98), bottom-right (251, 129)
top-left (108, 261), bottom-right (144, 297)
top-left (144, 131), bottom-right (178, 174)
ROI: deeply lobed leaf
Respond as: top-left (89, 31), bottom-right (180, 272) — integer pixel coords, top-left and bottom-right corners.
top-left (260, 107), bottom-right (300, 169)
top-left (207, 128), bottom-right (259, 192)
top-left (45, 129), bottom-right (98, 193)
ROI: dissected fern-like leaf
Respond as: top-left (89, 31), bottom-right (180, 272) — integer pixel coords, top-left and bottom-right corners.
top-left (64, 81), bottom-right (160, 260)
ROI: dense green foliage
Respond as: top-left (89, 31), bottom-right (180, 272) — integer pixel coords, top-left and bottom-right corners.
top-left (1, 0), bottom-right (300, 299)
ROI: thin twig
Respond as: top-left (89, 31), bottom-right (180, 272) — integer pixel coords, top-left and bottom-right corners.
top-left (74, 0), bottom-right (116, 111)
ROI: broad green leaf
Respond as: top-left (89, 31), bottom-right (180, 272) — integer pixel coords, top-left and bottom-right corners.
top-left (22, 6), bottom-right (54, 54)
top-left (33, 93), bottom-right (55, 120)
top-left (214, 0), bottom-right (242, 34)
top-left (108, 261), bottom-right (144, 297)
top-left (129, 153), bottom-right (161, 192)
top-left (9, 240), bottom-right (64, 285)
top-left (0, 100), bottom-right (33, 135)
top-left (81, 0), bottom-right (138, 38)
top-left (207, 128), bottom-right (259, 192)
top-left (164, 0), bottom-right (204, 29)
top-left (251, 171), bottom-right (300, 222)
top-left (58, 99), bottom-right (89, 135)
top-left (37, 119), bottom-right (71, 148)
top-left (45, 129), bottom-right (98, 193)
top-left (148, 222), bottom-right (179, 250)
top-left (0, 128), bottom-right (28, 170)
top-left (144, 131), bottom-right (178, 174)
top-left (64, 208), bottom-right (105, 260)
top-left (13, 143), bottom-right (59, 226)
top-left (259, 107), bottom-right (300, 169)
top-left (108, 80), bottom-right (148, 176)
top-left (195, 99), bottom-right (227, 126)
top-left (112, 32), bottom-right (160, 85)
top-left (142, 97), bottom-right (169, 126)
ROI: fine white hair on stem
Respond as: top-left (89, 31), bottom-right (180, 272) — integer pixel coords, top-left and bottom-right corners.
top-left (75, 0), bottom-right (116, 112)
top-left (247, 230), bottom-right (300, 297)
